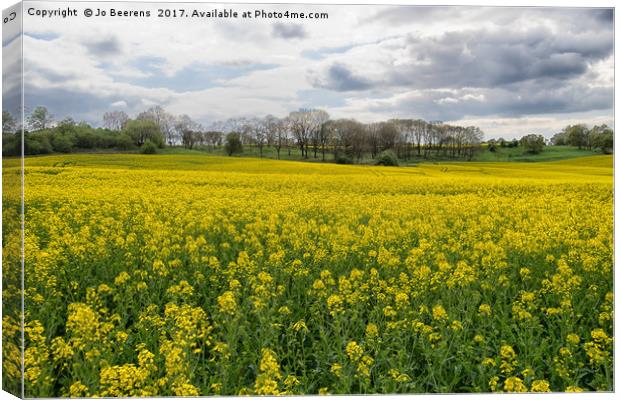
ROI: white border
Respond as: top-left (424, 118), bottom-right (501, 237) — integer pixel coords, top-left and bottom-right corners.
top-left (0, 1), bottom-right (616, 399)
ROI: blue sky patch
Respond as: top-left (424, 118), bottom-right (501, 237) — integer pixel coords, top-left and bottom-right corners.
top-left (113, 60), bottom-right (279, 92)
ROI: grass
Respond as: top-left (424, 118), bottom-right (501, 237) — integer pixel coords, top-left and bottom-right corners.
top-left (473, 145), bottom-right (602, 162)
top-left (158, 144), bottom-right (607, 165)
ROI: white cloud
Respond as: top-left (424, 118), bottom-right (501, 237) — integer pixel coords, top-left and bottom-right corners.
top-left (110, 100), bottom-right (127, 108)
top-left (16, 2), bottom-right (614, 137)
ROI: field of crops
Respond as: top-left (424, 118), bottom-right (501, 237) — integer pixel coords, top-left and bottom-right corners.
top-left (2, 154), bottom-right (613, 396)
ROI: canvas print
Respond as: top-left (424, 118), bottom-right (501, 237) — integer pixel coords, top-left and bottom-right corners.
top-left (1, 1), bottom-right (615, 397)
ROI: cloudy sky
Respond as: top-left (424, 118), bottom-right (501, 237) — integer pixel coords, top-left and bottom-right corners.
top-left (5, 1), bottom-right (614, 138)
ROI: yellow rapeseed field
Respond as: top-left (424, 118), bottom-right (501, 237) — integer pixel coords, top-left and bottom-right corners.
top-left (2, 154), bottom-right (613, 396)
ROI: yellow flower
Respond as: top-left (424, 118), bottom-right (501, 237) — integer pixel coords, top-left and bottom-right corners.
top-left (115, 331), bottom-right (128, 343)
top-left (478, 304), bottom-right (491, 316)
top-left (345, 341), bottom-right (364, 362)
top-left (521, 367), bottom-right (534, 378)
top-left (172, 380), bottom-right (200, 396)
top-left (388, 368), bottom-right (411, 382)
top-left (395, 292), bottom-right (410, 309)
top-left (503, 376), bottom-right (527, 392)
top-left (531, 380), bottom-right (551, 392)
top-left (69, 381), bottom-right (89, 397)
top-left (217, 291), bottom-right (237, 315)
top-left (591, 328), bottom-right (610, 343)
top-left (312, 279), bottom-right (326, 290)
top-left (365, 323), bottom-right (379, 339)
top-left (482, 357), bottom-right (496, 367)
top-left (566, 333), bottom-right (580, 345)
top-left (284, 375), bottom-right (300, 387)
top-left (326, 294), bottom-right (344, 316)
top-left (330, 363), bottom-right (342, 378)
top-left (500, 345), bottom-right (516, 359)
top-left (114, 271), bottom-right (130, 286)
top-left (51, 337), bottom-right (73, 361)
top-left (98, 363), bottom-right (152, 397)
top-left (210, 383), bottom-right (222, 394)
top-left (383, 305), bottom-right (397, 319)
top-left (291, 319), bottom-right (308, 332)
top-left (521, 291), bottom-right (535, 303)
top-left (432, 304), bottom-right (448, 321)
top-left (450, 320), bottom-right (463, 331)
top-left (254, 348), bottom-right (281, 395)
top-left (356, 355), bottom-right (373, 378)
top-left (167, 280), bottom-right (194, 296)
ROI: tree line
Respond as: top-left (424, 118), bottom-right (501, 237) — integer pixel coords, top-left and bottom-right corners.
top-left (2, 106), bottom-right (613, 161)
top-left (2, 106), bottom-right (487, 163)
top-left (550, 124), bottom-right (613, 153)
top-left (100, 107), bottom-right (488, 163)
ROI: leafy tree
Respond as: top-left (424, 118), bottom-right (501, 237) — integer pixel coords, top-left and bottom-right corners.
top-left (224, 132), bottom-right (243, 156)
top-left (590, 125), bottom-right (614, 154)
top-left (520, 134), bottom-right (546, 154)
top-left (141, 139), bottom-right (158, 154)
top-left (113, 133), bottom-right (136, 150)
top-left (550, 131), bottom-right (568, 145)
top-left (3, 110), bottom-right (16, 133)
top-left (27, 106), bottom-right (53, 131)
top-left (123, 119), bottom-right (164, 147)
top-left (24, 134), bottom-right (53, 155)
top-left (564, 124), bottom-right (588, 149)
top-left (51, 134), bottom-right (75, 153)
top-left (376, 149), bottom-right (399, 166)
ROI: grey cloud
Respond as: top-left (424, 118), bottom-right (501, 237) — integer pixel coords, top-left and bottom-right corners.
top-left (23, 85), bottom-right (161, 126)
top-left (311, 63), bottom-right (373, 91)
top-left (2, 38), bottom-right (22, 117)
top-left (401, 27), bottom-right (611, 88)
top-left (361, 82), bottom-right (612, 123)
top-left (366, 7), bottom-right (613, 33)
top-left (593, 8), bottom-right (613, 23)
top-left (272, 23), bottom-right (306, 39)
top-left (85, 36), bottom-right (122, 57)
top-left (313, 24), bottom-right (612, 93)
top-left (362, 6), bottom-right (466, 26)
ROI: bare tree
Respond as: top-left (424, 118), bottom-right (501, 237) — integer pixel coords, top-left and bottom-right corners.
top-left (103, 110), bottom-right (129, 131)
top-left (137, 106), bottom-right (177, 145)
top-left (377, 121), bottom-right (400, 152)
top-left (365, 123), bottom-right (380, 159)
top-left (317, 121), bottom-right (332, 161)
top-left (288, 110), bottom-right (312, 158)
top-left (264, 114), bottom-right (278, 149)
top-left (175, 114), bottom-right (201, 149)
top-left (204, 131), bottom-right (223, 151)
top-left (246, 117), bottom-right (268, 157)
top-left (325, 119), bottom-right (366, 162)
top-left (310, 110), bottom-right (330, 158)
top-left (265, 115), bottom-right (289, 159)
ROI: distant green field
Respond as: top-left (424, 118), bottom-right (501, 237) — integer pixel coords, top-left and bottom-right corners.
top-left (472, 145), bottom-right (602, 162)
top-left (158, 144), bottom-right (605, 164)
top-left (6, 144), bottom-right (608, 167)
